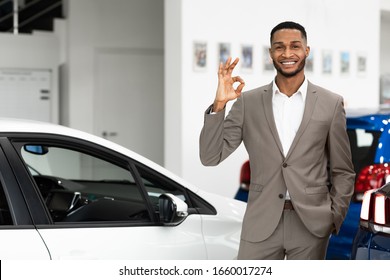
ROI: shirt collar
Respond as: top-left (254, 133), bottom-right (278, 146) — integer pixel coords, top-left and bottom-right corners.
top-left (272, 78), bottom-right (308, 102)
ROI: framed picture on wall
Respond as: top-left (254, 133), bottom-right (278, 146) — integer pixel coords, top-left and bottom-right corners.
top-left (305, 50), bottom-right (314, 72)
top-left (263, 46), bottom-right (273, 71)
top-left (218, 42), bottom-right (231, 65)
top-left (340, 51), bottom-right (350, 75)
top-left (380, 74), bottom-right (390, 105)
top-left (322, 50), bottom-right (333, 74)
top-left (193, 41), bottom-right (207, 71)
top-left (357, 52), bottom-right (367, 76)
top-left (241, 44), bottom-right (253, 72)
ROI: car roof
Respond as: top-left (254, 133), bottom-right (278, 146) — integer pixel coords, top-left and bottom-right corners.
top-left (0, 118), bottom-right (199, 193)
top-left (346, 106), bottom-right (390, 118)
top-left (346, 107), bottom-right (390, 131)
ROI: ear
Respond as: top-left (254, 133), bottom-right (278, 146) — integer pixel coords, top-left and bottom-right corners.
top-left (306, 46), bottom-right (311, 57)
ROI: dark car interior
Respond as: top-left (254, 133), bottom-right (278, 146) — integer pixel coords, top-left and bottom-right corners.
top-left (33, 175), bottom-right (151, 223)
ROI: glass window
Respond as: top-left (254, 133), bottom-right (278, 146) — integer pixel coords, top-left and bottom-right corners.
top-left (20, 145), bottom-right (151, 223)
top-left (348, 129), bottom-right (381, 174)
top-left (135, 163), bottom-right (216, 216)
top-left (136, 164), bottom-right (187, 213)
top-left (0, 182), bottom-right (12, 225)
top-left (355, 129), bottom-right (375, 148)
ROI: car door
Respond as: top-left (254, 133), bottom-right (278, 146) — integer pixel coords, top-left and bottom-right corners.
top-left (6, 136), bottom-right (207, 259)
top-left (0, 142), bottom-right (50, 259)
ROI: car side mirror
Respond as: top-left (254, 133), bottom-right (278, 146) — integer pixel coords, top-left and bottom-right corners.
top-left (158, 193), bottom-right (188, 225)
top-left (24, 145), bottom-right (49, 155)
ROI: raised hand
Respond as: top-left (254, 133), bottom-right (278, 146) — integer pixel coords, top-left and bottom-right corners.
top-left (213, 57), bottom-right (245, 112)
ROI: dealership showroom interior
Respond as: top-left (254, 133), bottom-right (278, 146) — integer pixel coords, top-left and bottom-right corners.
top-left (0, 0), bottom-right (390, 264)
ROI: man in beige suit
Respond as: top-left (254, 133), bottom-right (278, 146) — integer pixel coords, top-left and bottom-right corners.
top-left (199, 21), bottom-right (355, 259)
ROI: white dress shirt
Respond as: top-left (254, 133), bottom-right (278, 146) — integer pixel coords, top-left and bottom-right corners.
top-left (210, 79), bottom-right (308, 200)
top-left (272, 78), bottom-right (308, 199)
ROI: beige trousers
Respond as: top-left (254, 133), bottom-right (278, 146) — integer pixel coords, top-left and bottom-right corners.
top-left (237, 209), bottom-right (330, 260)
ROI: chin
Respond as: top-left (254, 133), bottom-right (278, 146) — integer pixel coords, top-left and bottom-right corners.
top-left (280, 70), bottom-right (301, 78)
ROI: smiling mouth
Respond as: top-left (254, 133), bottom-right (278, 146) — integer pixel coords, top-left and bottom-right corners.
top-left (281, 61), bottom-right (296, 65)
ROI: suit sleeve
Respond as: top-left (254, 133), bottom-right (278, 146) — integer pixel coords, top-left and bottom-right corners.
top-left (199, 96), bottom-right (245, 166)
top-left (328, 97), bottom-right (356, 233)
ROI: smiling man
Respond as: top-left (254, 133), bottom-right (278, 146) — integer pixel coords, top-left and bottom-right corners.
top-left (199, 21), bottom-right (355, 260)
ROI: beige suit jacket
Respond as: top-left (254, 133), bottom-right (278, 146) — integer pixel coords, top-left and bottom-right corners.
top-left (200, 81), bottom-right (355, 242)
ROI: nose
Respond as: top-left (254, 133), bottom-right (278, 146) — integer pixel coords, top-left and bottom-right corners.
top-left (282, 48), bottom-right (293, 57)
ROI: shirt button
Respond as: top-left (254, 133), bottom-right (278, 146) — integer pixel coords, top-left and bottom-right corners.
top-left (279, 194), bottom-right (284, 199)
top-left (282, 163), bottom-right (288, 168)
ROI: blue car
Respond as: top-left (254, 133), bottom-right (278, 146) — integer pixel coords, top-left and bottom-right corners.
top-left (351, 182), bottom-right (390, 259)
top-left (235, 107), bottom-right (390, 259)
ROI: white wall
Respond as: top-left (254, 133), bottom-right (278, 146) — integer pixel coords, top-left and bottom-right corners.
top-left (65, 0), bottom-right (164, 132)
top-left (381, 12), bottom-right (390, 74)
top-left (64, 0), bottom-right (164, 164)
top-left (381, 0), bottom-right (390, 75)
top-left (164, 0), bottom-right (183, 175)
top-left (0, 32), bottom-right (60, 123)
top-left (382, 0), bottom-right (390, 11)
top-left (380, 9), bottom-right (390, 103)
top-left (165, 0), bottom-right (381, 198)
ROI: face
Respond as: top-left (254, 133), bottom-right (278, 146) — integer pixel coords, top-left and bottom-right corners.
top-left (269, 29), bottom-right (310, 78)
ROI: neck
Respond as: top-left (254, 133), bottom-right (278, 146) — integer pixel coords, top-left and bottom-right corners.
top-left (275, 73), bottom-right (305, 97)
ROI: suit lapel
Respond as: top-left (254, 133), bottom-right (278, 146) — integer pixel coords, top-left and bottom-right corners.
top-left (285, 82), bottom-right (318, 160)
top-left (262, 83), bottom-right (284, 156)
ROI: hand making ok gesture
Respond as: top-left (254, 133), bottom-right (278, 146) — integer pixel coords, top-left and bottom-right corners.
top-left (213, 57), bottom-right (245, 112)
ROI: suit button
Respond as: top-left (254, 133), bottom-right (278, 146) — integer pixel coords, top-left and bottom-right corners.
top-left (282, 163), bottom-right (288, 168)
top-left (279, 194), bottom-right (284, 199)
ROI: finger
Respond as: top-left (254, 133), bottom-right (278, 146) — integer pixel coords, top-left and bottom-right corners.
top-left (236, 82), bottom-right (245, 94)
top-left (218, 62), bottom-right (224, 77)
top-left (227, 57), bottom-right (239, 74)
top-left (225, 56), bottom-right (232, 67)
top-left (232, 76), bottom-right (245, 84)
top-left (233, 76), bottom-right (245, 94)
top-left (224, 57), bottom-right (232, 69)
top-left (222, 57), bottom-right (232, 75)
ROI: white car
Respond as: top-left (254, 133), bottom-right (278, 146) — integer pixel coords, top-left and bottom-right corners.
top-left (0, 118), bottom-right (245, 259)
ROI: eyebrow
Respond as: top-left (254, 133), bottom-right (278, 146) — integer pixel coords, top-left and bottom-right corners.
top-left (272, 40), bottom-right (303, 46)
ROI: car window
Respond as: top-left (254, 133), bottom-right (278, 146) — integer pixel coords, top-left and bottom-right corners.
top-left (355, 129), bottom-right (374, 147)
top-left (135, 163), bottom-right (216, 215)
top-left (348, 128), bottom-right (381, 174)
top-left (20, 145), bottom-right (151, 224)
top-left (135, 164), bottom-right (187, 212)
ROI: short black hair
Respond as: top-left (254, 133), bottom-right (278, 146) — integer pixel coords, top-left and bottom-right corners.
top-left (270, 21), bottom-right (307, 43)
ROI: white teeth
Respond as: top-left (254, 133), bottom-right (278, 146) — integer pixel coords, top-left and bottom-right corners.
top-left (282, 61), bottom-right (295, 65)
